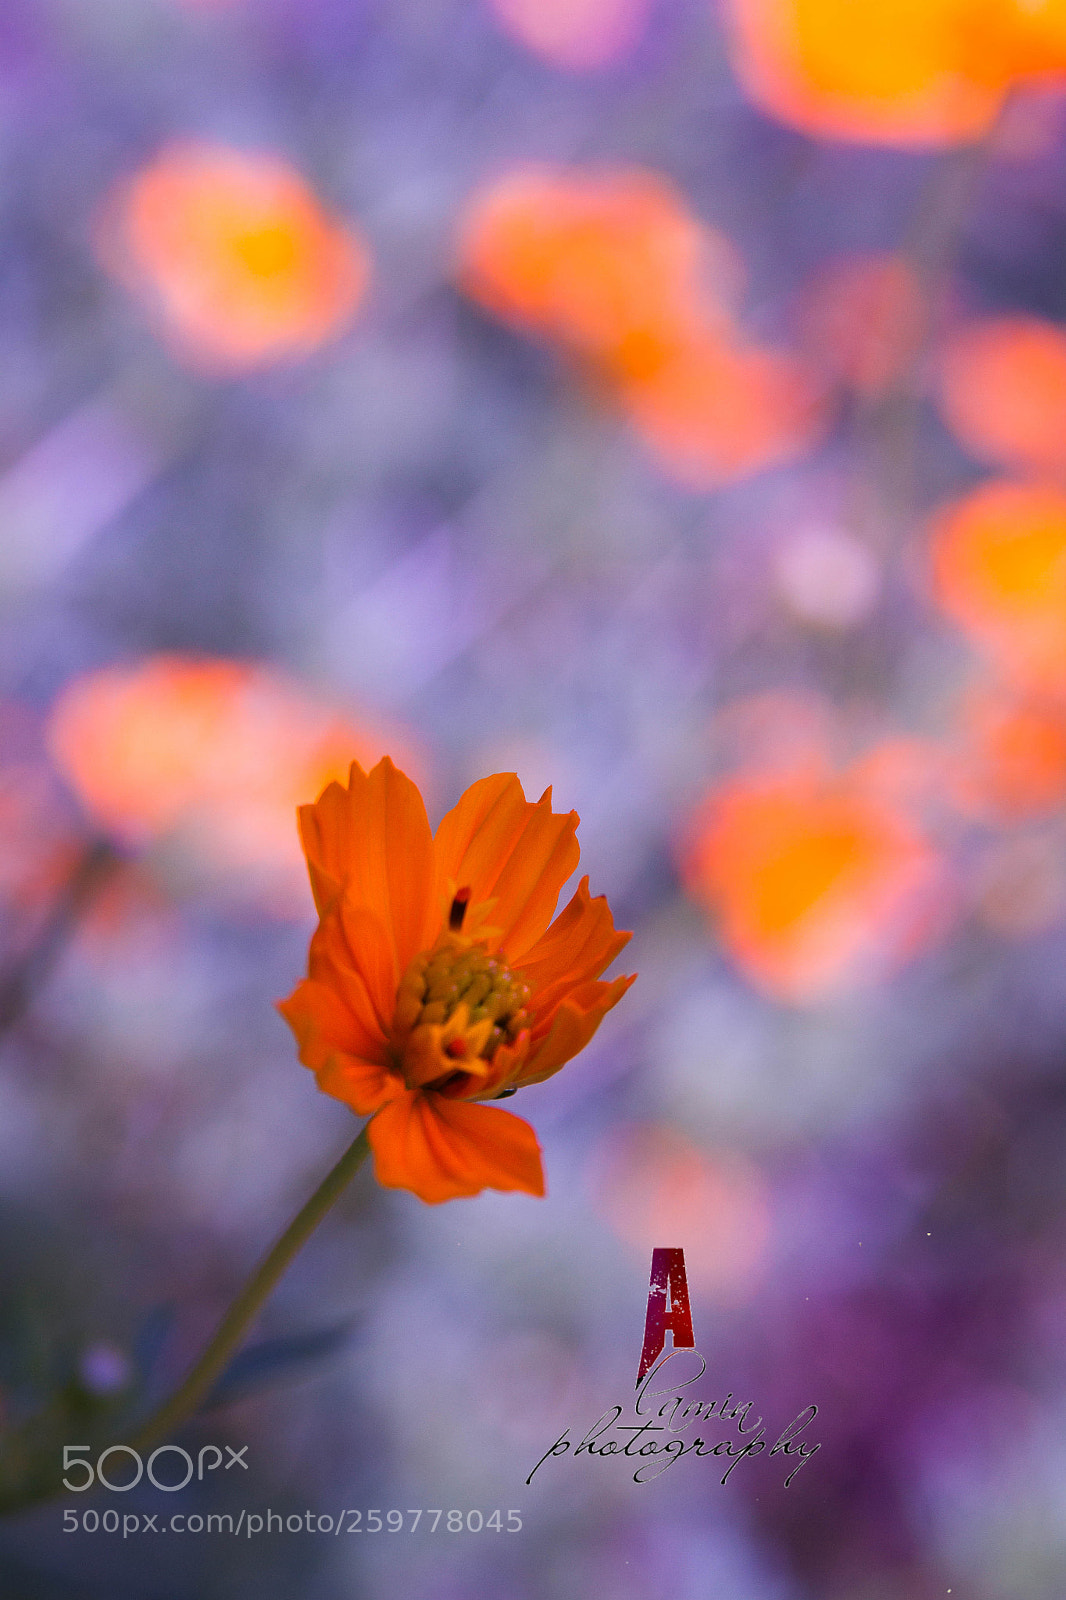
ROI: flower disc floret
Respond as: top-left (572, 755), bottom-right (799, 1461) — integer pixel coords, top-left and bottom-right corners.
top-left (393, 932), bottom-right (533, 1095)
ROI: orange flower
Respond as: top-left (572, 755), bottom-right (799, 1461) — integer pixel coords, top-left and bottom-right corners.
top-left (457, 165), bottom-right (823, 486)
top-left (938, 315), bottom-right (1066, 475)
top-left (47, 656), bottom-right (420, 910)
top-left (930, 479), bottom-right (1066, 688)
top-left (681, 761), bottom-right (942, 999)
top-left (457, 165), bottom-right (738, 378)
top-left (949, 685), bottom-right (1066, 819)
top-left (722, 0), bottom-right (1066, 147)
top-left (279, 758), bottom-right (635, 1203)
top-left (98, 141), bottom-right (370, 373)
top-left (592, 1124), bottom-right (771, 1302)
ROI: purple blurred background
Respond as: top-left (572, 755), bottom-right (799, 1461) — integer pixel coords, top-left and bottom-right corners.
top-left (0, 0), bottom-right (1065, 1596)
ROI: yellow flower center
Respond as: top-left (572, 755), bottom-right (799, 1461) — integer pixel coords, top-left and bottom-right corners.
top-left (232, 220), bottom-right (301, 280)
top-left (391, 926), bottom-right (532, 1097)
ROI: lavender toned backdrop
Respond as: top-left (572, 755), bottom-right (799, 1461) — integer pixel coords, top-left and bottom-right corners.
top-left (0, 1), bottom-right (1064, 1597)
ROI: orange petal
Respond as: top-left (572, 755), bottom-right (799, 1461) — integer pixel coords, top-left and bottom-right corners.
top-left (298, 767), bottom-right (367, 915)
top-left (473, 1031), bottom-right (532, 1098)
top-left (277, 979), bottom-right (396, 1114)
top-left (298, 756), bottom-right (436, 971)
top-left (335, 896), bottom-right (404, 1036)
top-left (307, 906), bottom-right (395, 1044)
top-left (278, 974), bottom-right (386, 1066)
top-left (315, 1055), bottom-right (401, 1116)
top-left (367, 1091), bottom-right (545, 1202)
top-left (517, 874), bottom-right (632, 1004)
top-left (433, 773), bottom-right (580, 959)
top-left (521, 972), bottom-right (635, 1085)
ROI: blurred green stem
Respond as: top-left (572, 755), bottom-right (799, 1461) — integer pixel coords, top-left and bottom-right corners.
top-left (128, 1123), bottom-right (371, 1453)
top-left (854, 101), bottom-right (1013, 546)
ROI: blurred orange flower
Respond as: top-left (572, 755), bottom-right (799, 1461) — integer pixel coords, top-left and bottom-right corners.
top-left (930, 479), bottom-right (1066, 688)
top-left (722, 0), bottom-right (1066, 147)
top-left (457, 165), bottom-right (823, 485)
top-left (618, 334), bottom-right (822, 487)
top-left (681, 760), bottom-right (942, 999)
top-left (486, 0), bottom-right (652, 68)
top-left (279, 758), bottom-right (634, 1203)
top-left (592, 1123), bottom-right (771, 1302)
top-left (46, 656), bottom-right (418, 910)
top-left (98, 141), bottom-right (370, 372)
top-left (949, 685), bottom-right (1066, 819)
top-left (938, 315), bottom-right (1066, 475)
top-left (458, 165), bottom-right (736, 375)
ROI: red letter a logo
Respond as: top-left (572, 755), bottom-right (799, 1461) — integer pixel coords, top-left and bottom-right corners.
top-left (636, 1247), bottom-right (695, 1386)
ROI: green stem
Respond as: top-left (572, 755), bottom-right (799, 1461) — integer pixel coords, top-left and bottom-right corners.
top-left (852, 100), bottom-right (1012, 552)
top-left (129, 1123), bottom-right (371, 1453)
